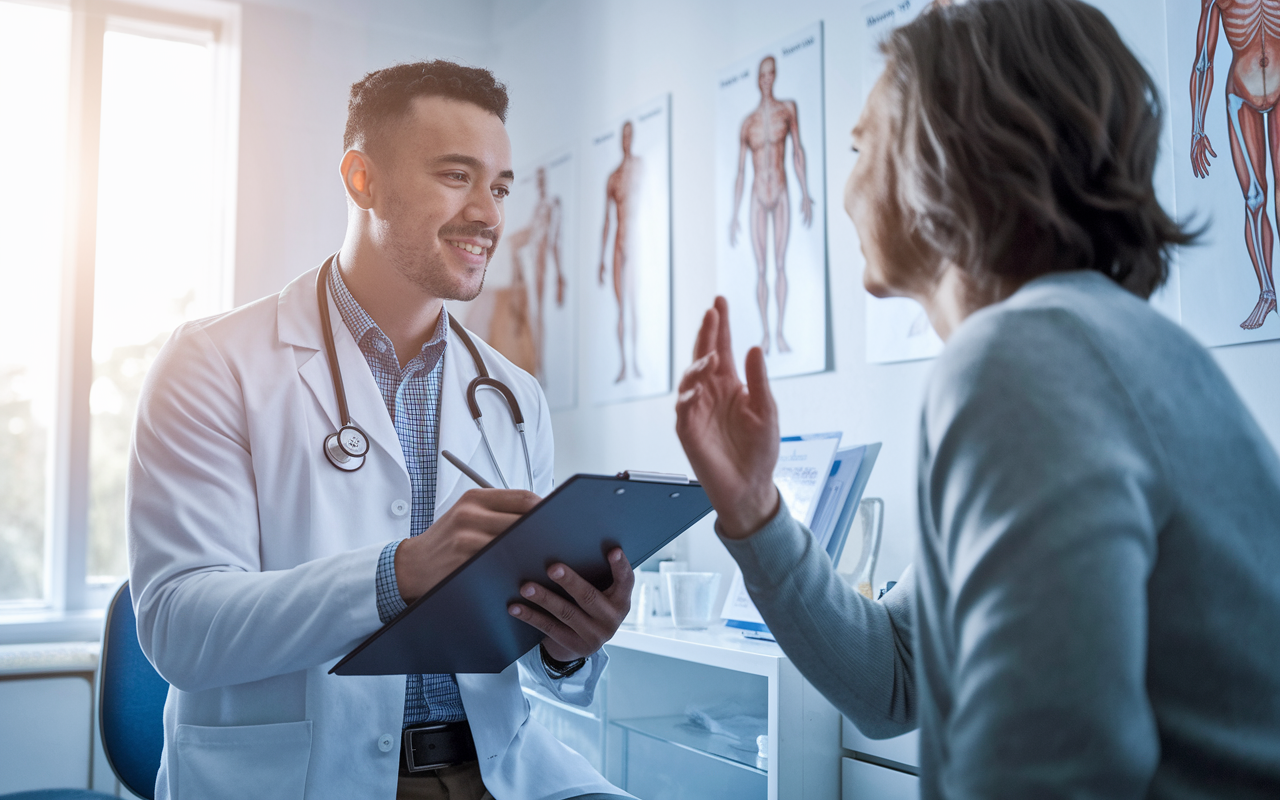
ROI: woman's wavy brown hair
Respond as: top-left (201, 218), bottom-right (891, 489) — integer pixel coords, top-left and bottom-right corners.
top-left (882, 0), bottom-right (1194, 299)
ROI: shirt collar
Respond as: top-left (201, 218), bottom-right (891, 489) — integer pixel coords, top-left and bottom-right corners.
top-left (327, 257), bottom-right (450, 361)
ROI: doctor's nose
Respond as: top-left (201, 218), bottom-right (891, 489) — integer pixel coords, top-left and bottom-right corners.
top-left (466, 185), bottom-right (503, 231)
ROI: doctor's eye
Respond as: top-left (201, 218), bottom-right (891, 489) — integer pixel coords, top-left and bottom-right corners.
top-left (493, 186), bottom-right (510, 199)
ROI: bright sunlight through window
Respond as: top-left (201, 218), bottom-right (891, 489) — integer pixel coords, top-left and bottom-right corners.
top-left (88, 28), bottom-right (223, 580)
top-left (0, 2), bottom-right (71, 602)
top-left (0, 0), bottom-right (237, 608)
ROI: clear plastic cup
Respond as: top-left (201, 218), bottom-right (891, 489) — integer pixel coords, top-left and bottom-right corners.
top-left (664, 572), bottom-right (722, 629)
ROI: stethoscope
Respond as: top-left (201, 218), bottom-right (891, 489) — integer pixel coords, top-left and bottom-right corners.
top-left (316, 256), bottom-right (534, 489)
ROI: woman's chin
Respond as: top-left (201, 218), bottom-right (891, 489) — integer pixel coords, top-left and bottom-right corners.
top-left (862, 270), bottom-right (899, 300)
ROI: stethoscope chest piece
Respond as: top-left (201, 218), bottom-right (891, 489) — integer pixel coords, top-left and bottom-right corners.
top-left (324, 424), bottom-right (369, 472)
top-left (336, 424), bottom-right (369, 457)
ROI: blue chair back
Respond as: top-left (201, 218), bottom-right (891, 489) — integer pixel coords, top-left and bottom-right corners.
top-left (99, 581), bottom-right (168, 800)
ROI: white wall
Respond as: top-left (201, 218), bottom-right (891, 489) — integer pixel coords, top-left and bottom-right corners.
top-left (227, 0), bottom-right (1280, 586)
top-left (231, 0), bottom-right (492, 305)
top-left (480, 0), bottom-right (1280, 586)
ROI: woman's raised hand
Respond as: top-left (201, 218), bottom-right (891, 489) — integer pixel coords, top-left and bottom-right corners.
top-left (675, 297), bottom-right (781, 539)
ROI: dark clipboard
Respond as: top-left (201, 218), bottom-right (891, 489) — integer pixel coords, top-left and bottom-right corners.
top-left (331, 473), bottom-right (713, 675)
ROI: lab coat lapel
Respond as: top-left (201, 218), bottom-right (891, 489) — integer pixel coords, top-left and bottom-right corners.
top-left (435, 326), bottom-right (482, 514)
top-left (279, 265), bottom-right (408, 477)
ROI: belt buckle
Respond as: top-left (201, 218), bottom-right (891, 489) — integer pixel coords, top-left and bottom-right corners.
top-left (402, 722), bottom-right (461, 773)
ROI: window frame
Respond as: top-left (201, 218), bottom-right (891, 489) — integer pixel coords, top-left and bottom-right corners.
top-left (0, 0), bottom-right (240, 632)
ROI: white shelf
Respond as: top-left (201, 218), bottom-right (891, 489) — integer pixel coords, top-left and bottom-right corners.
top-left (602, 621), bottom-right (842, 799)
top-left (612, 715), bottom-right (767, 774)
top-left (611, 620), bottom-right (785, 675)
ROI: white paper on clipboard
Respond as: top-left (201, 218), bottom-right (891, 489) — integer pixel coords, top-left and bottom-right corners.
top-left (721, 432), bottom-right (842, 630)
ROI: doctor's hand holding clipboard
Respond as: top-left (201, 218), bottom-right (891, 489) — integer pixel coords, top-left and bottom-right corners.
top-left (393, 476), bottom-right (635, 666)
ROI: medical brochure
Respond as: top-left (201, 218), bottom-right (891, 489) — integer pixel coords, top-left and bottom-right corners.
top-left (721, 437), bottom-right (881, 638)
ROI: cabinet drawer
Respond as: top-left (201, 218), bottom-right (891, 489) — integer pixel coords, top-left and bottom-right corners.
top-left (842, 757), bottom-right (919, 800)
top-left (842, 716), bottom-right (919, 769)
top-left (618, 720), bottom-right (766, 800)
top-left (0, 677), bottom-right (92, 793)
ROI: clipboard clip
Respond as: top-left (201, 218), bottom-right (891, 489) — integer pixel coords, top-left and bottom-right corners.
top-left (616, 470), bottom-right (690, 484)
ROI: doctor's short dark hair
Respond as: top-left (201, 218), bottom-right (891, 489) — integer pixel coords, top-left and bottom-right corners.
top-left (881, 0), bottom-right (1195, 299)
top-left (343, 60), bottom-right (509, 156)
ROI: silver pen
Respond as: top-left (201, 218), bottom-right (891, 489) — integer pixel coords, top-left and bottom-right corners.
top-left (441, 449), bottom-right (495, 489)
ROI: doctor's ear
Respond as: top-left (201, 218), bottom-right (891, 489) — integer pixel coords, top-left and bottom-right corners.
top-left (341, 150), bottom-right (374, 209)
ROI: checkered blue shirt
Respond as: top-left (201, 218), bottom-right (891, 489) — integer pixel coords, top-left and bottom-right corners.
top-left (328, 265), bottom-right (465, 725)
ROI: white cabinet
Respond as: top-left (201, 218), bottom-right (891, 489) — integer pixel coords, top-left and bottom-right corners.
top-left (0, 642), bottom-right (100, 794)
top-left (841, 717), bottom-right (918, 800)
top-left (841, 757), bottom-right (919, 800)
top-left (528, 621), bottom-right (843, 800)
top-left (841, 716), bottom-right (918, 770)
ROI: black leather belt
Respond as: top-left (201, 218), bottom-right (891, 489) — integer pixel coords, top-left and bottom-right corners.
top-left (400, 721), bottom-right (477, 774)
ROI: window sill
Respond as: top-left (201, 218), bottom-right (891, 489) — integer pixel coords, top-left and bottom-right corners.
top-left (0, 609), bottom-right (106, 646)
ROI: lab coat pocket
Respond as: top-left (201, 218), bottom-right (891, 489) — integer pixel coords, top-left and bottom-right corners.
top-left (176, 719), bottom-right (313, 799)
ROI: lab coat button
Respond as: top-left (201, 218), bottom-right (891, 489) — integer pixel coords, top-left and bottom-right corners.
top-left (378, 733), bottom-right (395, 753)
top-left (390, 499), bottom-right (410, 517)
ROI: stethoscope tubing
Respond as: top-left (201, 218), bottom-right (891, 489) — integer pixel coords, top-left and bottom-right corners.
top-left (316, 256), bottom-right (534, 490)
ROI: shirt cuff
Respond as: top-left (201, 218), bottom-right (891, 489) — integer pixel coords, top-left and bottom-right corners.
top-left (375, 540), bottom-right (409, 624)
top-left (717, 499), bottom-right (812, 593)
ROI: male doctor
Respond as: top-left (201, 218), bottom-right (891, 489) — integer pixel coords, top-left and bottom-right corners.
top-left (128, 61), bottom-right (633, 800)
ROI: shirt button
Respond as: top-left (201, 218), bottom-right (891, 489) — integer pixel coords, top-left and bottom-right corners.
top-left (374, 339), bottom-right (387, 353)
top-left (378, 733), bottom-right (395, 753)
top-left (390, 500), bottom-right (410, 518)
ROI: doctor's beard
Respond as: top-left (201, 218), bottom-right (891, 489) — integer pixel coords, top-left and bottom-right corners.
top-left (385, 217), bottom-right (498, 302)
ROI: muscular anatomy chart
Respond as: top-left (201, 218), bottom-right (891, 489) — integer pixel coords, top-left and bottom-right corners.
top-left (464, 150), bottom-right (578, 410)
top-left (508, 166), bottom-right (564, 367)
top-left (730, 55), bottom-right (815, 355)
top-left (585, 97), bottom-right (671, 405)
top-left (716, 23), bottom-right (828, 379)
top-left (1191, 0), bottom-right (1280, 330)
top-left (598, 121), bottom-right (644, 383)
top-left (1171, 0), bottom-right (1280, 347)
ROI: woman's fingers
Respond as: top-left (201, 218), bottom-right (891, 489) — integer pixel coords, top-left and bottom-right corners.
top-left (744, 345), bottom-right (776, 419)
top-left (712, 296), bottom-right (738, 379)
top-left (693, 305), bottom-right (718, 361)
top-left (677, 351), bottom-right (719, 395)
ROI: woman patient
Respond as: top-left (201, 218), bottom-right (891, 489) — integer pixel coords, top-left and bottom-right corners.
top-left (676, 0), bottom-right (1280, 796)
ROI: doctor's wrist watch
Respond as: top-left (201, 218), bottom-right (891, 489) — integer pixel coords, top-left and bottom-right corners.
top-left (539, 644), bottom-right (586, 680)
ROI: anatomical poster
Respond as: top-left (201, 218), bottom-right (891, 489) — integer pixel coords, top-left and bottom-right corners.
top-left (716, 22), bottom-right (829, 378)
top-left (1168, 0), bottom-right (1280, 346)
top-left (585, 94), bottom-right (672, 405)
top-left (466, 149), bottom-right (578, 410)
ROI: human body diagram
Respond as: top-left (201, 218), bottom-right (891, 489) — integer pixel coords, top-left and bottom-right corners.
top-left (598, 122), bottom-right (644, 383)
top-left (505, 167), bottom-right (564, 377)
top-left (1191, 0), bottom-right (1280, 329)
top-left (729, 56), bottom-right (814, 354)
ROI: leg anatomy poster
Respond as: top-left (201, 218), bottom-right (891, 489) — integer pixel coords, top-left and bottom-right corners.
top-left (716, 22), bottom-right (829, 379)
top-left (585, 95), bottom-right (672, 404)
top-left (465, 150), bottom-right (578, 411)
top-left (1169, 0), bottom-right (1280, 345)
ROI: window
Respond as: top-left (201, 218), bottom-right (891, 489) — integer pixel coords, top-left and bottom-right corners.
top-left (0, 0), bottom-right (239, 614)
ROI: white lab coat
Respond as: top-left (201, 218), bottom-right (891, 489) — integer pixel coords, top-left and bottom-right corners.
top-left (128, 265), bottom-right (623, 800)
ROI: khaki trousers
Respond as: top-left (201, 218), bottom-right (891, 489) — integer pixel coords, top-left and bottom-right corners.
top-left (395, 761), bottom-right (494, 800)
top-left (394, 761), bottom-right (628, 800)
